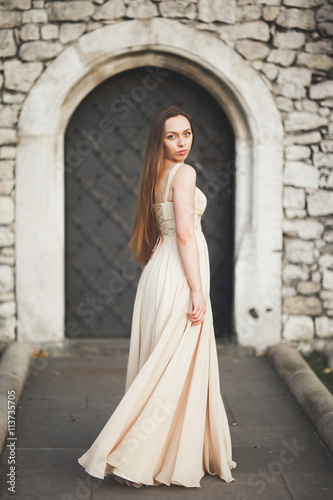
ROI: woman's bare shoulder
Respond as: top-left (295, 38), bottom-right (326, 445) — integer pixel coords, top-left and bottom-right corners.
top-left (174, 163), bottom-right (196, 184)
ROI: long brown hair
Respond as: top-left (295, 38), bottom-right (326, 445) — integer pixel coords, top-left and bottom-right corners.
top-left (125, 106), bottom-right (195, 269)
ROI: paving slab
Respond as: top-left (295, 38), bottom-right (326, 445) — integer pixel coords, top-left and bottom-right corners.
top-left (93, 473), bottom-right (292, 500)
top-left (0, 346), bottom-right (332, 500)
top-left (230, 425), bottom-right (324, 448)
top-left (282, 471), bottom-right (333, 500)
top-left (0, 448), bottom-right (89, 500)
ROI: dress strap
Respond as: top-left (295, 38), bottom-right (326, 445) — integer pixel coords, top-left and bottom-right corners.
top-left (164, 163), bottom-right (182, 202)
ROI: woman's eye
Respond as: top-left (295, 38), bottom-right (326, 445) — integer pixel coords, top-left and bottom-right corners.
top-left (167, 135), bottom-right (174, 139)
top-left (184, 131), bottom-right (191, 136)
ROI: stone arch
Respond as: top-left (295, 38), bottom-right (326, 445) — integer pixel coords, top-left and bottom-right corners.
top-left (16, 18), bottom-right (283, 352)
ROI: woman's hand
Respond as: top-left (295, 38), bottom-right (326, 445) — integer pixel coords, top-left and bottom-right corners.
top-left (188, 290), bottom-right (206, 326)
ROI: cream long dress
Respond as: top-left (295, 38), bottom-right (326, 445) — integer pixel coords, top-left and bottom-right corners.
top-left (78, 162), bottom-right (237, 487)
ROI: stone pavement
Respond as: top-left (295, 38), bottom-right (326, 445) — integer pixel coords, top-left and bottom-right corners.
top-left (0, 341), bottom-right (332, 500)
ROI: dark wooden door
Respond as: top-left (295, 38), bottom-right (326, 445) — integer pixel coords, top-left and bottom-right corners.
top-left (65, 66), bottom-right (235, 338)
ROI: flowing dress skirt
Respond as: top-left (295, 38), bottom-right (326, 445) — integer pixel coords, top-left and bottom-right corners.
top-left (78, 229), bottom-right (237, 487)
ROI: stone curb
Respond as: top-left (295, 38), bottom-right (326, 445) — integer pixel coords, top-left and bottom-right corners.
top-left (267, 342), bottom-right (333, 458)
top-left (0, 342), bottom-right (34, 453)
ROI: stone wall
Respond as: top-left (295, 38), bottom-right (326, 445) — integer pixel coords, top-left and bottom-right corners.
top-left (0, 0), bottom-right (333, 344)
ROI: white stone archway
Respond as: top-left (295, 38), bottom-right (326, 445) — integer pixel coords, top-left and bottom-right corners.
top-left (16, 18), bottom-right (283, 352)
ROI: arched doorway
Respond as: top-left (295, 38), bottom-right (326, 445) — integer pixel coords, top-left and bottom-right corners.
top-left (16, 19), bottom-right (283, 352)
top-left (64, 67), bottom-right (235, 338)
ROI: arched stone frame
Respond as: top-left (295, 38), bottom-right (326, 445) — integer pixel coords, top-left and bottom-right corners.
top-left (16, 18), bottom-right (284, 352)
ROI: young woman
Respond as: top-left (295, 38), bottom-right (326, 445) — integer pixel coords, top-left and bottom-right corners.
top-left (78, 106), bottom-right (237, 488)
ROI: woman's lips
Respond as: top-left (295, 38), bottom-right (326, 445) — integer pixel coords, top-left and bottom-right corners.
top-left (177, 150), bottom-right (187, 154)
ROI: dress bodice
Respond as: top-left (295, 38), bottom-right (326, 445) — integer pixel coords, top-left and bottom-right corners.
top-left (153, 163), bottom-right (207, 236)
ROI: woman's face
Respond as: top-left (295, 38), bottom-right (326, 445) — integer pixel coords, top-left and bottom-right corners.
top-left (163, 115), bottom-right (193, 163)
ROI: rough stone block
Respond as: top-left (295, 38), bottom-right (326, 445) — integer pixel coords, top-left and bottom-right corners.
top-left (283, 186), bottom-right (305, 209)
top-left (0, 10), bottom-right (22, 28)
top-left (19, 40), bottom-right (63, 61)
top-left (0, 250), bottom-right (14, 265)
top-left (218, 20), bottom-right (270, 41)
top-left (0, 301), bottom-right (15, 318)
top-left (308, 190), bottom-right (333, 216)
top-left (41, 24), bottom-right (58, 40)
top-left (313, 152), bottom-right (333, 168)
top-left (199, 0), bottom-right (237, 23)
top-left (277, 82), bottom-right (305, 98)
top-left (284, 112), bottom-right (328, 132)
top-left (159, 1), bottom-right (196, 20)
top-left (283, 218), bottom-right (324, 240)
top-left (282, 315), bottom-right (314, 341)
top-left (93, 0), bottom-right (126, 20)
top-left (286, 145), bottom-right (311, 161)
top-left (316, 4), bottom-right (333, 22)
top-left (318, 22), bottom-right (333, 37)
top-left (0, 130), bottom-right (17, 146)
top-left (315, 316), bottom-right (333, 338)
top-left (276, 66), bottom-right (311, 97)
top-left (0, 161), bottom-right (14, 178)
top-left (285, 238), bottom-right (315, 265)
top-left (20, 22), bottom-right (40, 40)
top-left (0, 30), bottom-right (16, 57)
top-left (283, 295), bottom-right (322, 315)
top-left (59, 23), bottom-right (86, 43)
top-left (235, 39), bottom-right (270, 60)
top-left (320, 140), bottom-right (333, 153)
top-left (285, 209), bottom-right (307, 218)
top-left (262, 62), bottom-right (278, 80)
top-left (125, 0), bottom-right (158, 19)
top-left (0, 147), bottom-right (16, 160)
top-left (0, 316), bottom-right (16, 341)
top-left (47, 1), bottom-right (94, 21)
top-left (0, 105), bottom-right (19, 128)
top-left (256, 0), bottom-right (281, 4)
top-left (22, 8), bottom-right (48, 23)
top-left (2, 93), bottom-right (25, 105)
top-left (310, 81), bottom-right (333, 100)
top-left (327, 172), bottom-right (333, 189)
top-left (0, 227), bottom-right (14, 247)
top-left (0, 197), bottom-right (14, 224)
top-left (276, 7), bottom-right (316, 30)
top-left (277, 96), bottom-right (294, 112)
top-left (267, 49), bottom-right (296, 67)
top-left (278, 66), bottom-right (311, 86)
top-left (324, 230), bottom-right (333, 243)
top-left (302, 100), bottom-right (319, 113)
top-left (262, 5), bottom-right (280, 21)
top-left (323, 270), bottom-right (333, 291)
top-left (283, 264), bottom-right (310, 285)
top-left (284, 0), bottom-right (324, 6)
top-left (320, 289), bottom-right (333, 300)
top-left (284, 161), bottom-right (319, 189)
top-left (237, 5), bottom-right (261, 22)
top-left (0, 264), bottom-right (14, 292)
top-left (4, 59), bottom-right (43, 93)
top-left (297, 281), bottom-right (321, 295)
top-left (273, 30), bottom-right (305, 49)
top-left (283, 286), bottom-right (297, 298)
top-left (285, 131), bottom-right (322, 145)
top-left (7, 0), bottom-right (31, 9)
top-left (305, 39), bottom-right (332, 54)
top-left (297, 52), bottom-right (333, 71)
top-left (0, 180), bottom-right (14, 195)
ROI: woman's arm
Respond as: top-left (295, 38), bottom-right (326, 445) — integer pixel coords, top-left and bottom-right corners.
top-left (172, 164), bottom-right (206, 326)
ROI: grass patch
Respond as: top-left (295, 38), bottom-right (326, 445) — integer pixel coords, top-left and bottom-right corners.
top-left (301, 349), bottom-right (333, 395)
